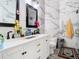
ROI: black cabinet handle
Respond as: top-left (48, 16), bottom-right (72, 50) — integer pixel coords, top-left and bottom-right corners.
top-left (22, 51), bottom-right (27, 55)
top-left (24, 51), bottom-right (27, 54)
top-left (22, 52), bottom-right (25, 55)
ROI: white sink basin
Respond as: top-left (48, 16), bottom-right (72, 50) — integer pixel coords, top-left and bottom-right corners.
top-left (25, 36), bottom-right (36, 39)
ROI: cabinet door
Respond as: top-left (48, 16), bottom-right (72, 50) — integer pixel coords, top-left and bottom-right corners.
top-left (23, 40), bottom-right (37, 59)
top-left (45, 38), bottom-right (50, 56)
top-left (3, 46), bottom-right (23, 59)
top-left (41, 37), bottom-right (50, 59)
top-left (3, 50), bottom-right (23, 59)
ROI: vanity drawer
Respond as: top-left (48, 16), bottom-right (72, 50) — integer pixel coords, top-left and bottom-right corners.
top-left (23, 41), bottom-right (39, 59)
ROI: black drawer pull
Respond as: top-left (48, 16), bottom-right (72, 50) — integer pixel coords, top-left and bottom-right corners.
top-left (22, 52), bottom-right (25, 55)
top-left (24, 51), bottom-right (27, 54)
top-left (22, 51), bottom-right (27, 55)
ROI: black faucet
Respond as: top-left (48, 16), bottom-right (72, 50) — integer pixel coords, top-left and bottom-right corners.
top-left (0, 34), bottom-right (3, 38)
top-left (7, 31), bottom-right (12, 39)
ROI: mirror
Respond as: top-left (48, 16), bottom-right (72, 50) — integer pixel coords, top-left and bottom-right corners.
top-left (0, 0), bottom-right (17, 27)
top-left (26, 4), bottom-right (38, 28)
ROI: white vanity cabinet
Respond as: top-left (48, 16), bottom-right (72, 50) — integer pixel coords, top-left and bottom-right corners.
top-left (1, 34), bottom-right (49, 59)
top-left (2, 45), bottom-right (23, 59)
top-left (42, 37), bottom-right (49, 59)
top-left (2, 43), bottom-right (35, 59)
top-left (3, 50), bottom-right (23, 59)
top-left (38, 37), bottom-right (49, 59)
top-left (23, 41), bottom-right (37, 59)
top-left (32, 37), bottom-right (49, 59)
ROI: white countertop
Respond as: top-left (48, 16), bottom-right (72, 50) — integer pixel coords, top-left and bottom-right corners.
top-left (0, 34), bottom-right (48, 52)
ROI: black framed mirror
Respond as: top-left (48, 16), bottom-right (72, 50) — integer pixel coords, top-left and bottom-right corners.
top-left (26, 4), bottom-right (38, 28)
top-left (0, 0), bottom-right (19, 27)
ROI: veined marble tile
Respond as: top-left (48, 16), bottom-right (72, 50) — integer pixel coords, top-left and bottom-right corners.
top-left (45, 0), bottom-right (60, 38)
top-left (38, 0), bottom-right (45, 33)
top-left (60, 0), bottom-right (79, 25)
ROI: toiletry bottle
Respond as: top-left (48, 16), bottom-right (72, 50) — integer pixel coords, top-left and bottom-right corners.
top-left (19, 27), bottom-right (24, 37)
top-left (14, 25), bottom-right (18, 38)
top-left (14, 20), bottom-right (21, 38)
top-left (26, 29), bottom-right (32, 36)
top-left (0, 34), bottom-right (4, 48)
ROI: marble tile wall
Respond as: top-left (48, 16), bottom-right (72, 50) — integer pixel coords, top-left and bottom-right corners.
top-left (45, 0), bottom-right (60, 40)
top-left (60, 0), bottom-right (79, 30)
top-left (45, 0), bottom-right (79, 48)
top-left (38, 0), bottom-right (45, 34)
top-left (60, 0), bottom-right (79, 48)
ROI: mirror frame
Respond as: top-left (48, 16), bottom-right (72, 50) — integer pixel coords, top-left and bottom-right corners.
top-left (26, 4), bottom-right (38, 28)
top-left (0, 0), bottom-right (19, 27)
top-left (0, 23), bottom-right (15, 27)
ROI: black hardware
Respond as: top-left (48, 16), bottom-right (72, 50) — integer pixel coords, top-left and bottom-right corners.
top-left (22, 51), bottom-right (27, 55)
top-left (22, 52), bottom-right (25, 55)
top-left (7, 31), bottom-right (12, 39)
top-left (0, 34), bottom-right (3, 37)
top-left (24, 51), bottom-right (27, 54)
top-left (12, 34), bottom-right (15, 38)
